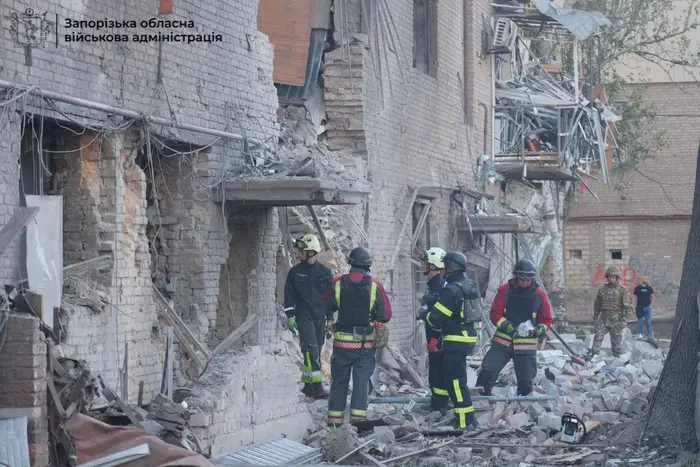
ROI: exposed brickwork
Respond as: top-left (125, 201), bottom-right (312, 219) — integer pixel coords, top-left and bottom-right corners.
top-left (324, 0), bottom-right (492, 346)
top-left (0, 1), bottom-right (278, 147)
top-left (0, 314), bottom-right (49, 467)
top-left (0, 102), bottom-right (21, 285)
top-left (565, 82), bottom-right (700, 322)
top-left (54, 130), bottom-right (161, 403)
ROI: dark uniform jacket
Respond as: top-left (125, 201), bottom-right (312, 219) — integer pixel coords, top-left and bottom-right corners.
top-left (322, 267), bottom-right (392, 333)
top-left (422, 274), bottom-right (446, 340)
top-left (284, 261), bottom-right (333, 319)
top-left (425, 272), bottom-right (479, 352)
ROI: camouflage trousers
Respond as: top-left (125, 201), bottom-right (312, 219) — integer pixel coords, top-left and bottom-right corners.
top-left (591, 319), bottom-right (623, 357)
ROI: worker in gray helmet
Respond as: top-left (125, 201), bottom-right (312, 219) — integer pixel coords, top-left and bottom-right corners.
top-left (416, 247), bottom-right (449, 411)
top-left (422, 251), bottom-right (480, 430)
top-left (476, 259), bottom-right (552, 397)
top-left (323, 247), bottom-right (393, 426)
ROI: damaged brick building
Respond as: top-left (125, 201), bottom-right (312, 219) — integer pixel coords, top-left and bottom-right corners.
top-left (0, 0), bottom-right (494, 464)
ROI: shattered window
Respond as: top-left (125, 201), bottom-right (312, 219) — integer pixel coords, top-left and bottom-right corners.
top-left (413, 0), bottom-right (438, 77)
top-left (610, 250), bottom-right (623, 260)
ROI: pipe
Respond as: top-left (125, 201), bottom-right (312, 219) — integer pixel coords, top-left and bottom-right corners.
top-left (369, 394), bottom-right (555, 404)
top-left (0, 79), bottom-right (273, 151)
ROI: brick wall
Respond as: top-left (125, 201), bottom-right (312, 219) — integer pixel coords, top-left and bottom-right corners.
top-left (569, 82), bottom-right (700, 218)
top-left (324, 0), bottom-right (492, 346)
top-left (0, 314), bottom-right (48, 467)
top-left (0, 0), bottom-right (282, 401)
top-left (0, 0), bottom-right (278, 147)
top-left (565, 82), bottom-right (700, 322)
top-left (0, 102), bottom-right (21, 285)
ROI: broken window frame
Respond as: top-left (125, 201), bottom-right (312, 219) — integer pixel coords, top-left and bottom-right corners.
top-left (413, 0), bottom-right (438, 78)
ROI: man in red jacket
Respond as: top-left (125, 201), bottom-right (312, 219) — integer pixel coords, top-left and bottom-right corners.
top-left (475, 259), bottom-right (552, 396)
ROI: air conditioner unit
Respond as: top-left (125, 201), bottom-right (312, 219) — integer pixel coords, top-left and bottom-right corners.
top-left (489, 18), bottom-right (515, 54)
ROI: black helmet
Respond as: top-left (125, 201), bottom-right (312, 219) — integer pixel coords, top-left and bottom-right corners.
top-left (348, 247), bottom-right (373, 268)
top-left (443, 251), bottom-right (468, 272)
top-left (513, 259), bottom-right (537, 278)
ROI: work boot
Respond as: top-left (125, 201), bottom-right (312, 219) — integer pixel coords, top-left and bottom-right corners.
top-left (310, 383), bottom-right (329, 400)
top-left (452, 413), bottom-right (478, 431)
top-left (301, 384), bottom-right (315, 397)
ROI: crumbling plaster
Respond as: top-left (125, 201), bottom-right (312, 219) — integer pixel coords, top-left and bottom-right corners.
top-left (324, 0), bottom-right (493, 346)
top-left (0, 0), bottom-right (310, 446)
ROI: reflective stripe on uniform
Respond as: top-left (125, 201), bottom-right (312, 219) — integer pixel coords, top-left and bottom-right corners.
top-left (492, 336), bottom-right (512, 347)
top-left (432, 387), bottom-right (449, 396)
top-left (496, 317), bottom-right (507, 328)
top-left (452, 379), bottom-right (464, 403)
top-left (425, 312), bottom-right (435, 327)
top-left (513, 337), bottom-right (538, 344)
top-left (350, 409), bottom-right (367, 418)
top-left (443, 331), bottom-right (477, 344)
top-left (335, 281), bottom-right (378, 310)
top-left (513, 344), bottom-right (538, 351)
top-left (494, 331), bottom-right (513, 341)
top-left (333, 340), bottom-right (374, 349)
top-left (328, 410), bottom-right (345, 418)
top-left (434, 301), bottom-right (453, 317)
top-left (455, 405), bottom-right (475, 429)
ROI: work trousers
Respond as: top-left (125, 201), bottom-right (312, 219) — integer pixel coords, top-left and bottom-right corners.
top-left (476, 343), bottom-right (537, 396)
top-left (428, 351), bottom-right (449, 410)
top-left (591, 319), bottom-right (623, 357)
top-left (327, 345), bottom-right (376, 425)
top-left (442, 350), bottom-right (475, 429)
top-left (298, 314), bottom-right (325, 386)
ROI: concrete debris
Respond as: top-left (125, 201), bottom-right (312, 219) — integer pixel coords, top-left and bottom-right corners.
top-left (47, 350), bottom-right (209, 461)
top-left (301, 330), bottom-right (669, 465)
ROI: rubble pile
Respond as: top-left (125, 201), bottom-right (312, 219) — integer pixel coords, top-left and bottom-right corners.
top-left (46, 346), bottom-right (210, 465)
top-left (303, 330), bottom-right (671, 466)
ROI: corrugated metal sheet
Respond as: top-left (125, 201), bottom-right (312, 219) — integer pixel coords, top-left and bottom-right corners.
top-left (258, 0), bottom-right (313, 86)
top-left (0, 416), bottom-right (30, 467)
top-left (212, 437), bottom-right (322, 466)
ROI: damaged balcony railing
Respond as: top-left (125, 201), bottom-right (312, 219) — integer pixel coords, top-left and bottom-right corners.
top-left (489, 0), bottom-right (615, 184)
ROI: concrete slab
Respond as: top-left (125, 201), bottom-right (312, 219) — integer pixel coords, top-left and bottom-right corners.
top-left (214, 178), bottom-right (369, 206)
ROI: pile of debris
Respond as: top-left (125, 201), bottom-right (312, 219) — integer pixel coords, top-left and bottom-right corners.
top-left (46, 345), bottom-right (212, 466)
top-left (302, 330), bottom-right (671, 466)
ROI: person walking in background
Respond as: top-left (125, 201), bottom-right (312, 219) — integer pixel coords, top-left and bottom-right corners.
top-left (633, 276), bottom-right (655, 339)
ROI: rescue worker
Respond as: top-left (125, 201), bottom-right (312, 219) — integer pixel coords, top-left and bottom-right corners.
top-left (422, 251), bottom-right (480, 430)
top-left (323, 247), bottom-right (392, 426)
top-left (283, 233), bottom-right (333, 399)
top-left (475, 259), bottom-right (552, 397)
top-left (588, 266), bottom-right (634, 358)
top-left (417, 247), bottom-right (449, 412)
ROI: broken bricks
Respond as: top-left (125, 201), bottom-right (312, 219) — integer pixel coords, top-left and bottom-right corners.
top-left (302, 330), bottom-right (668, 466)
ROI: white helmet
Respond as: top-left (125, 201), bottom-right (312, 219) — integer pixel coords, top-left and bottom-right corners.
top-left (422, 247), bottom-right (446, 269)
top-left (295, 233), bottom-right (322, 254)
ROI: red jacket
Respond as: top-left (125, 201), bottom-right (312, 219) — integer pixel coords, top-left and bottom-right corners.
top-left (490, 280), bottom-right (552, 328)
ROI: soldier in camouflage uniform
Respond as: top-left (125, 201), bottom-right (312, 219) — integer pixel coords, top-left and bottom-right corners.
top-left (588, 266), bottom-right (634, 358)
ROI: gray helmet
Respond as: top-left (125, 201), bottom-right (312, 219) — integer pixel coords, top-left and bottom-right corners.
top-left (513, 259), bottom-right (537, 278)
top-left (443, 252), bottom-right (468, 272)
top-left (348, 247), bottom-right (373, 268)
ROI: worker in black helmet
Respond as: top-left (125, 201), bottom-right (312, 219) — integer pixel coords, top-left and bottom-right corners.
top-left (323, 247), bottom-right (393, 426)
top-left (475, 258), bottom-right (552, 397)
top-left (422, 251), bottom-right (480, 430)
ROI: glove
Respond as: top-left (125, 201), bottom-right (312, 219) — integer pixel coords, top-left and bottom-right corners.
top-left (427, 337), bottom-right (439, 354)
top-left (534, 324), bottom-right (547, 338)
top-left (498, 320), bottom-right (516, 337)
top-left (287, 316), bottom-right (298, 333)
top-left (417, 305), bottom-right (429, 321)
